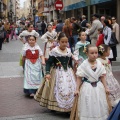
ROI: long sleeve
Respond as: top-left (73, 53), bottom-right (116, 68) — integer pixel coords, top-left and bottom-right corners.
top-left (41, 33), bottom-right (48, 43)
top-left (88, 22), bottom-right (97, 35)
top-left (103, 27), bottom-right (112, 45)
top-left (46, 56), bottom-right (55, 74)
top-left (18, 31), bottom-right (26, 39)
top-left (115, 24), bottom-right (119, 42)
top-left (34, 31), bottom-right (39, 38)
top-left (106, 28), bottom-right (112, 45)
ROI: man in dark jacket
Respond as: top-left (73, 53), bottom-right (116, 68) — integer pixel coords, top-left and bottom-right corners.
top-left (41, 21), bottom-right (46, 35)
top-left (56, 20), bottom-right (64, 33)
top-left (81, 15), bottom-right (88, 30)
top-left (71, 17), bottom-right (82, 46)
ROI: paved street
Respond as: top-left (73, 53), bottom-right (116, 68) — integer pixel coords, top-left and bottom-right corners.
top-left (0, 38), bottom-right (120, 120)
top-left (0, 39), bottom-right (69, 120)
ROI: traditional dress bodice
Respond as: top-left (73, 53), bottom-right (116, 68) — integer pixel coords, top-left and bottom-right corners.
top-left (46, 47), bottom-right (72, 74)
top-left (22, 43), bottom-right (43, 64)
top-left (26, 49), bottom-right (39, 64)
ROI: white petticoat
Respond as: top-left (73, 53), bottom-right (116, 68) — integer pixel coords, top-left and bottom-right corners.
top-left (78, 81), bottom-right (109, 120)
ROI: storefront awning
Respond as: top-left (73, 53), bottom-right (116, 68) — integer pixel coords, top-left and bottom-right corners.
top-left (91, 0), bottom-right (112, 5)
top-left (64, 0), bottom-right (112, 11)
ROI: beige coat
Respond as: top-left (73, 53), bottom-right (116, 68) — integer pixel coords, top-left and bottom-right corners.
top-left (112, 22), bottom-right (120, 42)
top-left (88, 19), bottom-right (102, 40)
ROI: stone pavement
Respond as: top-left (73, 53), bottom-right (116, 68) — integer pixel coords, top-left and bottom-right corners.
top-left (0, 39), bottom-right (120, 120)
top-left (0, 39), bottom-right (69, 120)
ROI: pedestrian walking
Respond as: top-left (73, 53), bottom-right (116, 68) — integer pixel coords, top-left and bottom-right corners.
top-left (74, 31), bottom-right (90, 66)
top-left (22, 35), bottom-right (45, 97)
top-left (56, 19), bottom-right (64, 33)
top-left (10, 22), bottom-right (17, 40)
top-left (103, 19), bottom-right (117, 62)
top-left (62, 19), bottom-right (73, 52)
top-left (34, 32), bottom-right (76, 112)
top-left (71, 45), bottom-right (110, 120)
top-left (0, 23), bottom-right (5, 50)
top-left (18, 23), bottom-right (39, 68)
top-left (97, 44), bottom-right (120, 107)
top-left (36, 21), bottom-right (42, 36)
top-left (41, 21), bottom-right (46, 35)
top-left (111, 16), bottom-right (120, 43)
top-left (41, 24), bottom-right (57, 60)
top-left (88, 14), bottom-right (102, 45)
top-left (71, 17), bottom-right (82, 46)
top-left (19, 23), bottom-right (39, 44)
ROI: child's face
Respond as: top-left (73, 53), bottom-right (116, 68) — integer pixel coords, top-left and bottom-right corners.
top-left (47, 25), bottom-right (52, 32)
top-left (87, 47), bottom-right (98, 61)
top-left (28, 25), bottom-right (33, 31)
top-left (79, 32), bottom-right (86, 41)
top-left (28, 37), bottom-right (36, 47)
top-left (59, 37), bottom-right (68, 50)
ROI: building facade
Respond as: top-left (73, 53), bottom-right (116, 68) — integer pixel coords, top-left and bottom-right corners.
top-left (63, 0), bottom-right (120, 23)
top-left (0, 0), bottom-right (7, 20)
top-left (42, 0), bottom-right (120, 24)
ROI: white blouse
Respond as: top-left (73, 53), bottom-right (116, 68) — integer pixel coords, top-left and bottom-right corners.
top-left (22, 43), bottom-right (43, 57)
top-left (103, 26), bottom-right (112, 45)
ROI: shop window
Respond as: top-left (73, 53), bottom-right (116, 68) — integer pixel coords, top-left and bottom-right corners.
top-left (98, 9), bottom-right (105, 15)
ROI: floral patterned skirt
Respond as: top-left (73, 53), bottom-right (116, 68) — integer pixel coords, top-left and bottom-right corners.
top-left (34, 67), bottom-right (76, 112)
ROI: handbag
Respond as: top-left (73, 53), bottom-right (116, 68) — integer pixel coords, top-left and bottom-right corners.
top-left (105, 28), bottom-right (118, 47)
top-left (109, 32), bottom-right (118, 47)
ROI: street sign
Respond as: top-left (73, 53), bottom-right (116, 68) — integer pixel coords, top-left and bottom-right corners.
top-left (55, 0), bottom-right (63, 10)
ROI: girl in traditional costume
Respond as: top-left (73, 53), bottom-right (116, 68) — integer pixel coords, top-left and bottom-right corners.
top-left (41, 24), bottom-right (57, 60)
top-left (74, 32), bottom-right (90, 66)
top-left (71, 45), bottom-right (110, 120)
top-left (34, 32), bottom-right (76, 112)
top-left (22, 35), bottom-right (45, 97)
top-left (18, 23), bottom-right (39, 67)
top-left (97, 44), bottom-right (120, 107)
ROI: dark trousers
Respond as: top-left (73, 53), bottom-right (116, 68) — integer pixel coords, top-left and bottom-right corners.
top-left (38, 30), bottom-right (42, 36)
top-left (110, 46), bottom-right (117, 61)
top-left (0, 38), bottom-right (4, 50)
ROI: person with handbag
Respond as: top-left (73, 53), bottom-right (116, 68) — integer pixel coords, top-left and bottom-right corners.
top-left (103, 20), bottom-right (117, 61)
top-left (0, 22), bottom-right (5, 50)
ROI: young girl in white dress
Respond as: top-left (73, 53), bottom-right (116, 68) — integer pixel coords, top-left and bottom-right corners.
top-left (19, 23), bottom-right (39, 68)
top-left (34, 32), bottom-right (76, 112)
top-left (97, 44), bottom-right (120, 107)
top-left (41, 24), bottom-right (57, 60)
top-left (72, 45), bottom-right (110, 120)
top-left (22, 35), bottom-right (45, 97)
